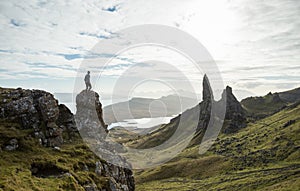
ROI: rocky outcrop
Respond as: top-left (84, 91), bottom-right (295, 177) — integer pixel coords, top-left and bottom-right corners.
top-left (57, 104), bottom-right (77, 139)
top-left (0, 87), bottom-right (135, 191)
top-left (196, 75), bottom-right (213, 132)
top-left (75, 90), bottom-right (108, 137)
top-left (0, 87), bottom-right (76, 146)
top-left (193, 76), bottom-right (247, 140)
top-left (75, 90), bottom-right (135, 190)
top-left (76, 90), bottom-right (107, 130)
top-left (202, 74), bottom-right (213, 101)
top-left (220, 86), bottom-right (247, 134)
top-left (241, 90), bottom-right (287, 119)
top-left (95, 161), bottom-right (135, 191)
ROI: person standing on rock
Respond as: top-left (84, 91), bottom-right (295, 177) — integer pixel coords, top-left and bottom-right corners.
top-left (84, 71), bottom-right (92, 91)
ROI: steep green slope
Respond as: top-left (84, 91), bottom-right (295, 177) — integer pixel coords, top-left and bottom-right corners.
top-left (0, 121), bottom-right (110, 191)
top-left (278, 87), bottom-right (300, 103)
top-left (123, 85), bottom-right (247, 149)
top-left (135, 103), bottom-right (300, 190)
top-left (123, 106), bottom-right (197, 149)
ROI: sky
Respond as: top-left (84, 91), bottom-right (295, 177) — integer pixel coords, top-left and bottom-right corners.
top-left (0, 0), bottom-right (300, 101)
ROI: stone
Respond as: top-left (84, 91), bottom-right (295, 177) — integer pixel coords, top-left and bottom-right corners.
top-left (75, 90), bottom-right (108, 138)
top-left (202, 74), bottom-right (213, 101)
top-left (109, 178), bottom-right (119, 191)
top-left (0, 88), bottom-right (77, 147)
top-left (220, 86), bottom-right (247, 134)
top-left (196, 75), bottom-right (213, 132)
top-left (95, 161), bottom-right (103, 175)
top-left (5, 138), bottom-right (18, 151)
top-left (53, 146), bottom-right (61, 151)
top-left (83, 184), bottom-right (99, 191)
top-left (38, 94), bottom-right (59, 123)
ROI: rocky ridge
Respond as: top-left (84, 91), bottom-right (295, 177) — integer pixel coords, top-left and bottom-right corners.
top-left (0, 87), bottom-right (76, 147)
top-left (0, 87), bottom-right (135, 191)
top-left (220, 86), bottom-right (247, 133)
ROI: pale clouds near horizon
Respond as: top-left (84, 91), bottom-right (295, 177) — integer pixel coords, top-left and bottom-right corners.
top-left (0, 0), bottom-right (299, 99)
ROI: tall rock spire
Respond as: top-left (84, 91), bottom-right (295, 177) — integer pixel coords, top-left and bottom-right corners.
top-left (202, 74), bottom-right (214, 101)
top-left (196, 74), bottom-right (214, 133)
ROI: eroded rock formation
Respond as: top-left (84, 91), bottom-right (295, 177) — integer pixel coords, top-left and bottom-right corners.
top-left (0, 87), bottom-right (76, 146)
top-left (0, 87), bottom-right (135, 191)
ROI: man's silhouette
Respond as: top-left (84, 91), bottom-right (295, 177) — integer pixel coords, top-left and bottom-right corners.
top-left (84, 71), bottom-right (92, 91)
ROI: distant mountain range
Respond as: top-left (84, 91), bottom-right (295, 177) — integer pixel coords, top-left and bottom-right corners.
top-left (103, 95), bottom-right (198, 124)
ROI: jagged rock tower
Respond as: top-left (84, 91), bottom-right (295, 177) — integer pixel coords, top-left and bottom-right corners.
top-left (220, 86), bottom-right (247, 133)
top-left (75, 90), bottom-right (108, 139)
top-left (196, 74), bottom-right (214, 132)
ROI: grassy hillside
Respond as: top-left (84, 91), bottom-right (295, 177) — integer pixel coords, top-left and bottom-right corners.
top-left (241, 93), bottom-right (286, 119)
top-left (241, 87), bottom-right (300, 119)
top-left (135, 103), bottom-right (300, 190)
top-left (278, 87), bottom-right (300, 103)
top-left (123, 105), bottom-right (199, 149)
top-left (0, 120), bottom-right (111, 191)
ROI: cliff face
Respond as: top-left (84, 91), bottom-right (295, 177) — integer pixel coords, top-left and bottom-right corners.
top-left (75, 90), bottom-right (135, 190)
top-left (0, 87), bottom-right (76, 147)
top-left (220, 86), bottom-right (247, 134)
top-left (196, 75), bottom-right (213, 133)
top-left (0, 87), bottom-right (135, 191)
top-left (76, 91), bottom-right (107, 128)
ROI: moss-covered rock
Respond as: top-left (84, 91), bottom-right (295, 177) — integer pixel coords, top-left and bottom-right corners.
top-left (0, 87), bottom-right (135, 191)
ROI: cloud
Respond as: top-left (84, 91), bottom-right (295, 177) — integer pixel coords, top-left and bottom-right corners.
top-left (58, 53), bottom-right (82, 60)
top-left (26, 62), bottom-right (77, 71)
top-left (0, 0), bottom-right (299, 97)
top-left (10, 19), bottom-right (26, 27)
top-left (102, 4), bottom-right (120, 12)
top-left (79, 32), bottom-right (109, 39)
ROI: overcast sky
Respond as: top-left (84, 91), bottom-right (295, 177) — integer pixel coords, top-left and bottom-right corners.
top-left (0, 0), bottom-right (299, 100)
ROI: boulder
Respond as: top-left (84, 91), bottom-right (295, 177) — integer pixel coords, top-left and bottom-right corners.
top-left (4, 138), bottom-right (19, 151)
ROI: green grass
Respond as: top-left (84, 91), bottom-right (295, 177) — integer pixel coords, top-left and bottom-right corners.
top-left (134, 103), bottom-right (300, 190)
top-left (123, 106), bottom-right (199, 149)
top-left (0, 120), bottom-right (110, 191)
top-left (137, 165), bottom-right (300, 191)
top-left (241, 93), bottom-right (287, 118)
